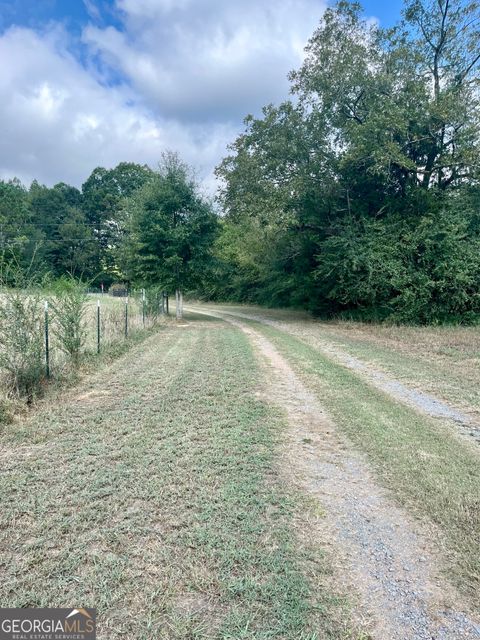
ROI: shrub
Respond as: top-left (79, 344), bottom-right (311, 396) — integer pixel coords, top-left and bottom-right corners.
top-left (143, 286), bottom-right (166, 322)
top-left (0, 397), bottom-right (14, 425)
top-left (0, 287), bottom-right (45, 398)
top-left (51, 277), bottom-right (88, 366)
top-left (109, 283), bottom-right (128, 297)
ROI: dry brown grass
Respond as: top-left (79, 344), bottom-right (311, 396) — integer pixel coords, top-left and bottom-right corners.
top-left (202, 303), bottom-right (480, 419)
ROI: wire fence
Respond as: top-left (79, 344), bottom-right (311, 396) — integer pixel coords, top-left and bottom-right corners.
top-left (0, 288), bottom-right (170, 401)
top-left (50, 291), bottom-right (170, 376)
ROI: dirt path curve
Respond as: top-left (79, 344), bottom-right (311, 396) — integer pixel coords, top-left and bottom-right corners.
top-left (189, 307), bottom-right (480, 640)
top-left (209, 308), bottom-right (480, 444)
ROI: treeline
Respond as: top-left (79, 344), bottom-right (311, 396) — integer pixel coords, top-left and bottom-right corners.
top-left (0, 153), bottom-right (218, 319)
top-left (212, 0), bottom-right (480, 323)
top-left (0, 162), bottom-right (153, 285)
top-left (1, 0), bottom-right (480, 324)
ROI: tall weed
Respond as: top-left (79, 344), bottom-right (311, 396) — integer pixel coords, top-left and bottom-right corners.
top-left (0, 287), bottom-right (44, 398)
top-left (51, 277), bottom-right (88, 367)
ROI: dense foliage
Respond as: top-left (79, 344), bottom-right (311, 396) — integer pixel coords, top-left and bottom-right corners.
top-left (119, 153), bottom-right (218, 293)
top-left (214, 0), bottom-right (480, 322)
top-left (0, 163), bottom-right (152, 286)
top-left (0, 0), bottom-right (479, 323)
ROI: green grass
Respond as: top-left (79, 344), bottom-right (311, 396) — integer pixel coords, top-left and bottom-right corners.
top-left (204, 303), bottom-right (480, 418)
top-left (241, 319), bottom-right (480, 608)
top-left (298, 324), bottom-right (480, 417)
top-left (0, 317), bottom-right (357, 639)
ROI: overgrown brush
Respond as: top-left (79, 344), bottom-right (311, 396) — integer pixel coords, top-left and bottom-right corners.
top-left (0, 287), bottom-right (44, 399)
top-left (51, 277), bottom-right (88, 367)
top-left (143, 286), bottom-right (166, 322)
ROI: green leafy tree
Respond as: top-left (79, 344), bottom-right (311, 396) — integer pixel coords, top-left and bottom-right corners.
top-left (122, 153), bottom-right (218, 318)
top-left (29, 182), bottom-right (96, 279)
top-left (0, 179), bottom-right (43, 279)
top-left (216, 0), bottom-right (480, 322)
top-left (82, 162), bottom-right (153, 281)
top-left (216, 101), bottom-right (333, 308)
top-left (291, 0), bottom-right (480, 193)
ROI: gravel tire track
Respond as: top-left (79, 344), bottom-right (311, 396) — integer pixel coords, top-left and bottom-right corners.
top-left (209, 308), bottom-right (480, 444)
top-left (191, 307), bottom-right (480, 640)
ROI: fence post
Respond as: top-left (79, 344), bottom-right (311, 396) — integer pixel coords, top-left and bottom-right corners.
top-left (97, 299), bottom-right (101, 354)
top-left (125, 296), bottom-right (129, 338)
top-left (142, 288), bottom-right (146, 328)
top-left (166, 292), bottom-right (169, 315)
top-left (44, 300), bottom-right (50, 378)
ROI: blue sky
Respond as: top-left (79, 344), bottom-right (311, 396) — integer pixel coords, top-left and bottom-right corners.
top-left (0, 0), bottom-right (406, 190)
top-left (0, 0), bottom-right (404, 31)
top-left (361, 0), bottom-right (404, 25)
top-left (0, 1), bottom-right (122, 36)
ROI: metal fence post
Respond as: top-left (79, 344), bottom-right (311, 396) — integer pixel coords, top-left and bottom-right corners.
top-left (97, 299), bottom-right (101, 354)
top-left (142, 288), bottom-right (146, 328)
top-left (125, 296), bottom-right (129, 338)
top-left (44, 301), bottom-right (50, 378)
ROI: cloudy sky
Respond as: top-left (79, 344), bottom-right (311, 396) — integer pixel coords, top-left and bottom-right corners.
top-left (0, 0), bottom-right (402, 191)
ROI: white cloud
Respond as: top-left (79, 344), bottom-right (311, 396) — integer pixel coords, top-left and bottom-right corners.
top-left (83, 0), bottom-right (101, 22)
top-left (0, 0), bottom-right (327, 190)
top-left (0, 25), bottom-right (237, 189)
top-left (83, 0), bottom-right (326, 121)
top-left (117, 0), bottom-right (193, 16)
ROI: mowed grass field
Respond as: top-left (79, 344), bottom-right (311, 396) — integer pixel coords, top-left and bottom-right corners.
top-left (1, 304), bottom-right (479, 638)
top-left (0, 314), bottom-right (356, 639)
top-left (202, 304), bottom-right (480, 419)
top-left (195, 304), bottom-right (480, 607)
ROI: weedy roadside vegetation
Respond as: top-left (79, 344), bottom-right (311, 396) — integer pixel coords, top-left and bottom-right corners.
top-left (50, 277), bottom-right (88, 367)
top-left (0, 273), bottom-right (168, 424)
top-left (0, 284), bottom-right (44, 401)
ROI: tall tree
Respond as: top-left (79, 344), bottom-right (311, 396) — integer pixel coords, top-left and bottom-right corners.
top-left (122, 153), bottom-right (218, 318)
top-left (216, 0), bottom-right (480, 322)
top-left (216, 102), bottom-right (331, 307)
top-left (291, 0), bottom-right (480, 193)
top-left (0, 179), bottom-right (42, 279)
top-left (82, 162), bottom-right (153, 281)
top-left (402, 0), bottom-right (480, 189)
top-left (29, 182), bottom-right (97, 279)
